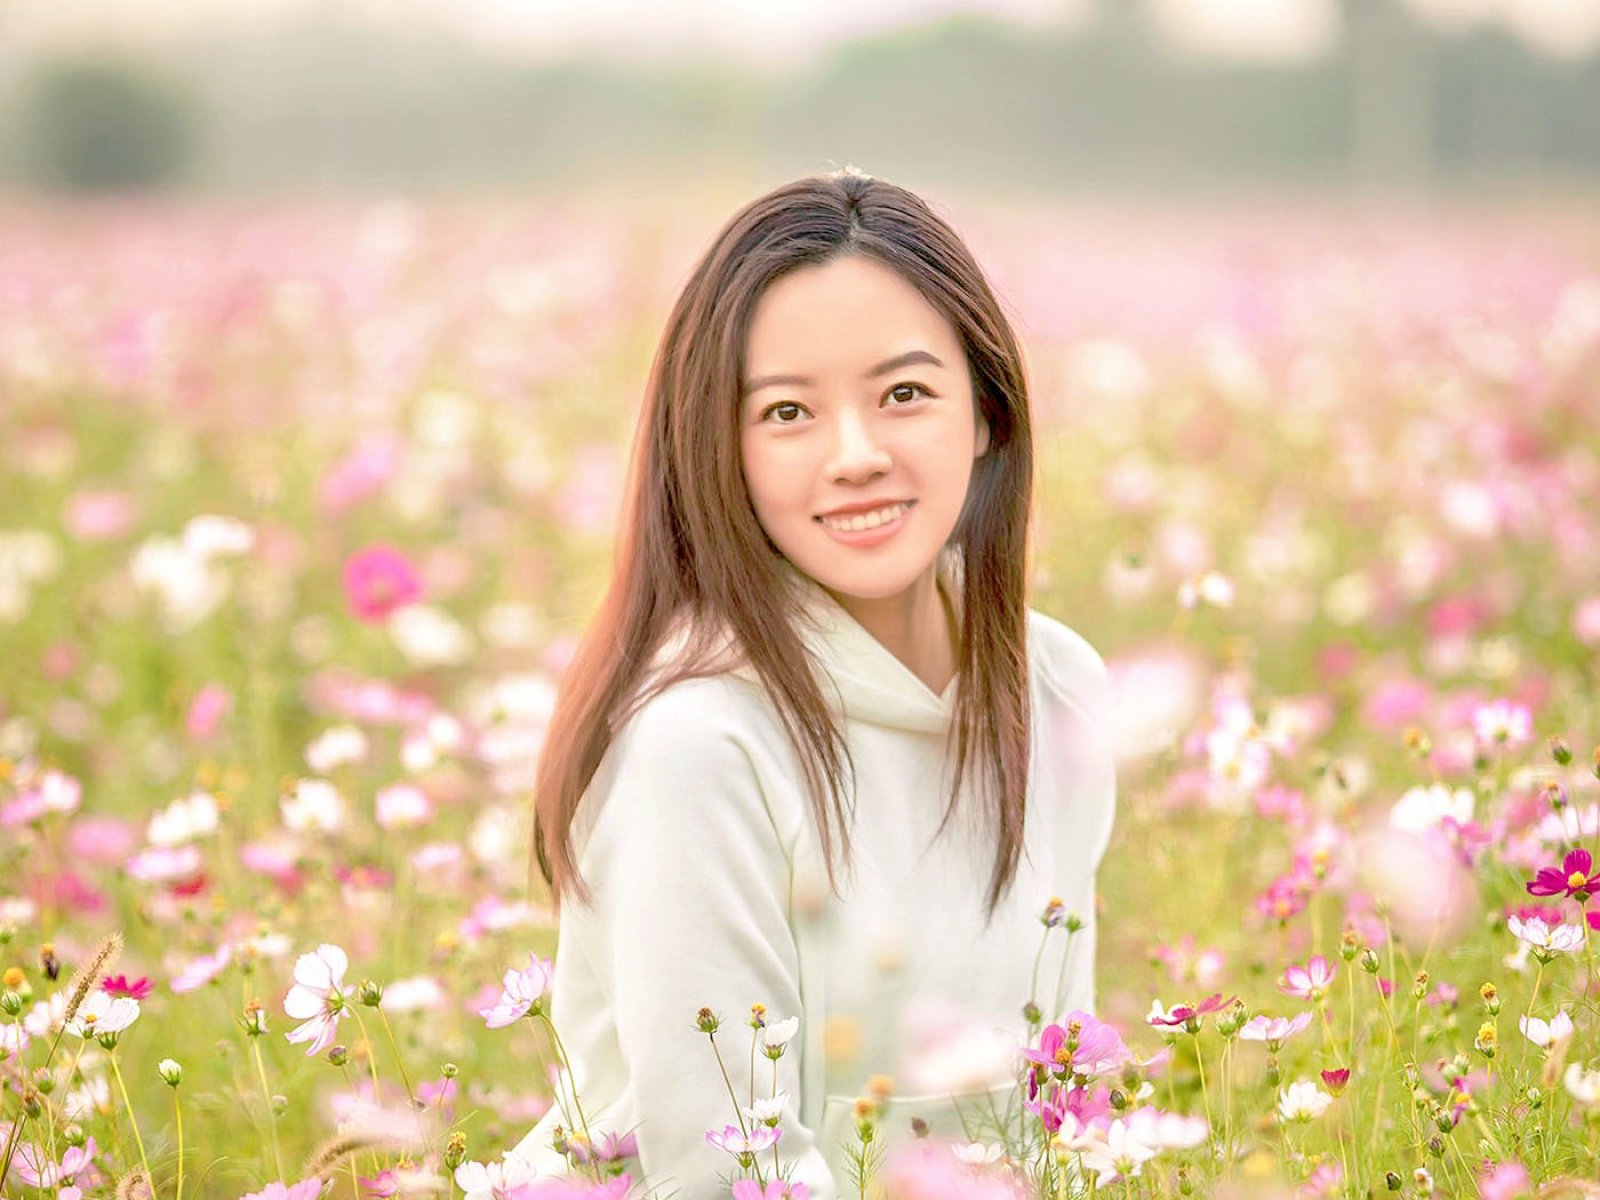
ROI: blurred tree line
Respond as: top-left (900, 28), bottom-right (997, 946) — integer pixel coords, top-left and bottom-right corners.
top-left (1, 0), bottom-right (1596, 195)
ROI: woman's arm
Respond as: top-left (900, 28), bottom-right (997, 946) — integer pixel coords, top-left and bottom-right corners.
top-left (563, 678), bottom-right (838, 1199)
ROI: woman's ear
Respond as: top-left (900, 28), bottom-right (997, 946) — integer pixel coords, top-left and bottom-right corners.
top-left (974, 407), bottom-right (991, 459)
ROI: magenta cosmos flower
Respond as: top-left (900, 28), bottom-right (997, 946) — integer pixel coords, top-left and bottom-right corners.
top-left (1020, 1012), bottom-right (1134, 1077)
top-left (341, 543), bottom-right (423, 624)
top-left (1146, 992), bottom-right (1237, 1028)
top-left (1526, 848), bottom-right (1595, 902)
top-left (1279, 955), bottom-right (1337, 1002)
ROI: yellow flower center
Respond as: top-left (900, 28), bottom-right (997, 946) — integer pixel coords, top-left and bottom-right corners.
top-left (1568, 871), bottom-right (1588, 890)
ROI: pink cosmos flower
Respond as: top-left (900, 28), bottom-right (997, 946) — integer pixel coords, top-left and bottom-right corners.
top-left (705, 1125), bottom-right (781, 1157)
top-left (1477, 1160), bottom-right (1531, 1200)
top-left (240, 1180), bottom-right (326, 1200)
top-left (1320, 1068), bottom-right (1351, 1095)
top-left (1473, 700), bottom-right (1532, 748)
top-left (1526, 848), bottom-right (1595, 901)
top-left (14, 1134), bottom-right (98, 1188)
top-left (1020, 1012), bottom-right (1134, 1077)
top-left (171, 943), bottom-right (233, 993)
top-left (1299, 1160), bottom-right (1344, 1199)
top-left (1279, 955), bottom-right (1337, 1002)
top-left (1238, 1012), bottom-right (1313, 1047)
top-left (479, 952), bottom-right (555, 1028)
top-left (186, 684), bottom-right (231, 741)
top-left (527, 1178), bottom-right (633, 1200)
top-left (564, 1129), bottom-right (638, 1166)
top-left (63, 489), bottom-right (138, 541)
top-left (342, 544), bottom-right (423, 624)
top-left (1146, 992), bottom-right (1237, 1028)
top-left (319, 433), bottom-right (403, 515)
top-left (283, 943), bottom-right (350, 1056)
top-left (880, 1139), bottom-right (1027, 1200)
top-left (1151, 935), bottom-right (1225, 989)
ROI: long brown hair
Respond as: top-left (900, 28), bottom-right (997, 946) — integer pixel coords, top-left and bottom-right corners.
top-left (532, 169), bottom-right (1035, 922)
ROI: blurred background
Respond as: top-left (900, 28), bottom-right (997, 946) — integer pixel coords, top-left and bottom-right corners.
top-left (3, 0), bottom-right (1600, 197)
top-left (3, 2), bottom-right (1599, 1179)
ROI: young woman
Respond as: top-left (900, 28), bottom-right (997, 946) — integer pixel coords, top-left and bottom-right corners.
top-left (513, 169), bottom-right (1117, 1198)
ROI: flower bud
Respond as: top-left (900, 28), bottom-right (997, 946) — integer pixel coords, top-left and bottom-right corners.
top-left (695, 1008), bottom-right (720, 1035)
top-left (357, 979), bottom-right (383, 1007)
top-left (1417, 1165), bottom-right (1436, 1193)
top-left (1474, 1022), bottom-right (1497, 1059)
top-left (1550, 736), bottom-right (1571, 766)
top-left (1527, 1086), bottom-right (1543, 1109)
top-left (1360, 948), bottom-right (1380, 975)
top-left (1109, 1088), bottom-right (1128, 1111)
top-left (1022, 1001), bottom-right (1041, 1026)
top-left (910, 1117), bottom-right (928, 1139)
top-left (441, 1062), bottom-right (459, 1078)
top-left (1545, 781), bottom-right (1567, 810)
top-left (551, 1125), bottom-right (569, 1155)
top-left (0, 990), bottom-right (21, 1016)
top-left (33, 1067), bottom-right (55, 1095)
top-left (22, 1088), bottom-right (42, 1118)
top-left (1384, 1171), bottom-right (1402, 1191)
top-left (1040, 897), bottom-right (1065, 927)
top-left (159, 1058), bottom-right (183, 1086)
top-left (1403, 1062), bottom-right (1419, 1090)
top-left (1412, 970), bottom-right (1429, 1001)
top-left (444, 1131), bottom-right (467, 1170)
top-left (1434, 1108), bottom-right (1454, 1134)
top-left (327, 1044), bottom-right (350, 1067)
top-left (1265, 1055), bottom-right (1281, 1087)
top-left (749, 1003), bottom-right (766, 1029)
top-left (1177, 1165), bottom-right (1193, 1196)
top-left (1339, 929), bottom-right (1360, 961)
top-left (0, 922), bottom-right (14, 945)
top-left (240, 1000), bottom-right (267, 1037)
top-left (1480, 982), bottom-right (1499, 1014)
top-left (1064, 913), bottom-right (1084, 934)
top-left (62, 1123), bottom-right (86, 1148)
top-left (96, 1029), bottom-right (121, 1050)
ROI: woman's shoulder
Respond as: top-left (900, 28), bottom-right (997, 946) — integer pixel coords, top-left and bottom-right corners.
top-left (1025, 607), bottom-right (1111, 719)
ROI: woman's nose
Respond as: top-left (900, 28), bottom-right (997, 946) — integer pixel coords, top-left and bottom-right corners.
top-left (826, 409), bottom-right (892, 480)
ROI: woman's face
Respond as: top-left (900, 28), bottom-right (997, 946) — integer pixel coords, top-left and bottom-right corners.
top-left (739, 254), bottom-right (990, 608)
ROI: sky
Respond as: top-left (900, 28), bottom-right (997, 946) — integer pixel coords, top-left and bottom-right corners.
top-left (5, 0), bottom-right (1600, 63)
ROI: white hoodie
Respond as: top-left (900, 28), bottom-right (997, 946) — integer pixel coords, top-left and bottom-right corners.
top-left (513, 555), bottom-right (1117, 1198)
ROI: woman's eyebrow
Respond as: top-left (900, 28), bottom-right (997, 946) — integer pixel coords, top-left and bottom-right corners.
top-left (742, 348), bottom-right (945, 396)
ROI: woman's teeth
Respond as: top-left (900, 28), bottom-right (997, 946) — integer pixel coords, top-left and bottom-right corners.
top-left (818, 501), bottom-right (911, 532)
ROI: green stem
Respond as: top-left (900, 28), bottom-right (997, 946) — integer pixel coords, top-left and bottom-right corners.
top-left (250, 1037), bottom-right (285, 1181)
top-left (535, 1011), bottom-right (603, 1182)
top-left (375, 1007), bottom-right (416, 1104)
top-left (109, 1049), bottom-right (154, 1191)
top-left (173, 1088), bottom-right (185, 1200)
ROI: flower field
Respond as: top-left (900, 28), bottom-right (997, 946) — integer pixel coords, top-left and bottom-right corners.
top-left (2, 187), bottom-right (1599, 1200)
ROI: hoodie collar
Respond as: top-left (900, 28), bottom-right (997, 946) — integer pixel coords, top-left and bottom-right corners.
top-left (744, 552), bottom-right (961, 734)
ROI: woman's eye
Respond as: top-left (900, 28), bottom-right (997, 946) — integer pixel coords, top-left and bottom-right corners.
top-left (762, 402), bottom-right (805, 424)
top-left (886, 383), bottom-right (929, 406)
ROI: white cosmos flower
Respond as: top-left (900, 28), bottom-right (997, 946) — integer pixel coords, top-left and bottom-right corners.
top-left (1390, 783), bottom-right (1474, 835)
top-left (280, 778), bottom-right (345, 833)
top-left (1507, 915), bottom-right (1585, 956)
top-left (1076, 1117), bottom-right (1158, 1186)
top-left (761, 1016), bottom-right (800, 1052)
top-left (1277, 1079), bottom-right (1333, 1123)
top-left (305, 725), bottom-right (369, 773)
top-left (1564, 1063), bottom-right (1600, 1107)
top-left (742, 1092), bottom-right (790, 1127)
top-left (147, 790), bottom-right (220, 846)
top-left (181, 514), bottom-right (255, 559)
top-left (951, 1141), bottom-right (1005, 1165)
top-left (454, 1151), bottom-right (538, 1200)
top-left (66, 993), bottom-right (140, 1038)
top-left (1520, 1010), bottom-right (1575, 1050)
